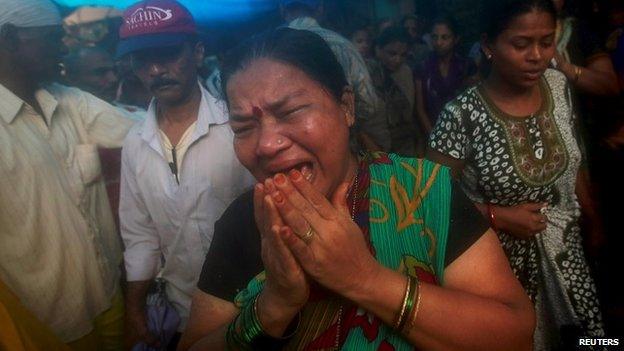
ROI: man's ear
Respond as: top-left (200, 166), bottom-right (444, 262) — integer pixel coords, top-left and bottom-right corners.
top-left (194, 41), bottom-right (205, 68)
top-left (340, 86), bottom-right (355, 127)
top-left (0, 23), bottom-right (19, 52)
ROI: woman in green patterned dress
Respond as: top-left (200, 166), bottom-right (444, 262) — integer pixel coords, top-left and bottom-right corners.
top-left (179, 28), bottom-right (534, 351)
top-left (427, 0), bottom-right (605, 349)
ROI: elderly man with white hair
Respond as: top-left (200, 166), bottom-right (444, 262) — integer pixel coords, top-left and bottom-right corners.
top-left (0, 0), bottom-right (134, 349)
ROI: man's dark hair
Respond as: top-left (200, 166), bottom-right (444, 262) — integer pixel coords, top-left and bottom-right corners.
top-left (220, 27), bottom-right (347, 104)
top-left (482, 0), bottom-right (557, 40)
top-left (375, 26), bottom-right (411, 49)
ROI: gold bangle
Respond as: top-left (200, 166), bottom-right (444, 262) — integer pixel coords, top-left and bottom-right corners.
top-left (403, 279), bottom-right (422, 333)
top-left (397, 276), bottom-right (418, 331)
top-left (393, 276), bottom-right (412, 330)
top-left (573, 65), bottom-right (582, 83)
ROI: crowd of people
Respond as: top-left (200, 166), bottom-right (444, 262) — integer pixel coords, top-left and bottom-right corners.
top-left (0, 0), bottom-right (622, 350)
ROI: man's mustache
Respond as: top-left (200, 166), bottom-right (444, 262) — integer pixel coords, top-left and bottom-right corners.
top-left (150, 78), bottom-right (179, 91)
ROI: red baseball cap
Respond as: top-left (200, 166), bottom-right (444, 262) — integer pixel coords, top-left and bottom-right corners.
top-left (116, 0), bottom-right (197, 58)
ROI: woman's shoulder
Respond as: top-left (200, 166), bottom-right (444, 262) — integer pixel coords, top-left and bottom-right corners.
top-left (438, 86), bottom-right (482, 118)
top-left (218, 189), bottom-right (255, 227)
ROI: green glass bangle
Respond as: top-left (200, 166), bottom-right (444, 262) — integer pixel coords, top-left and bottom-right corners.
top-left (397, 275), bottom-right (419, 331)
top-left (226, 294), bottom-right (301, 350)
top-left (226, 314), bottom-right (251, 351)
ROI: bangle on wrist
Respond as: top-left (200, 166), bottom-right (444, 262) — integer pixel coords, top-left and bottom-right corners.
top-left (573, 65), bottom-right (582, 83)
top-left (402, 278), bottom-right (422, 334)
top-left (393, 275), bottom-right (420, 332)
top-left (487, 203), bottom-right (498, 232)
top-left (393, 275), bottom-right (412, 330)
top-left (226, 294), bottom-right (300, 351)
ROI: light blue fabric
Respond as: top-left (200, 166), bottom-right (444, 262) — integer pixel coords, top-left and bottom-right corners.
top-left (131, 279), bottom-right (180, 351)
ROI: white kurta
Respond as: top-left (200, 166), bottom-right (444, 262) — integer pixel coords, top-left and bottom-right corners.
top-left (0, 83), bottom-right (135, 341)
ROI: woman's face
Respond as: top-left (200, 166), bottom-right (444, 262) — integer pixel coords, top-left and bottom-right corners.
top-left (351, 30), bottom-right (372, 58)
top-left (485, 10), bottom-right (556, 90)
top-left (431, 23), bottom-right (457, 57)
top-left (376, 41), bottom-right (409, 72)
top-left (403, 18), bottom-right (419, 39)
top-left (226, 59), bottom-right (355, 198)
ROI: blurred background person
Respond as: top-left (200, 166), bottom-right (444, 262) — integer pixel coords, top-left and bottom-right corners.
top-left (63, 45), bottom-right (119, 104)
top-left (401, 14), bottom-right (430, 68)
top-left (281, 0), bottom-right (391, 152)
top-left (114, 56), bottom-right (152, 111)
top-left (552, 0), bottom-right (619, 97)
top-left (414, 15), bottom-right (477, 138)
top-left (375, 17), bottom-right (394, 35)
top-left (347, 23), bottom-right (373, 59)
top-left (367, 26), bottom-right (418, 156)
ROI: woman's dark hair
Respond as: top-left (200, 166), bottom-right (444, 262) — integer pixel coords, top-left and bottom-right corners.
top-left (375, 26), bottom-right (411, 49)
top-left (429, 15), bottom-right (459, 37)
top-left (219, 28), bottom-right (348, 105)
top-left (400, 14), bottom-right (419, 28)
top-left (482, 0), bottom-right (557, 40)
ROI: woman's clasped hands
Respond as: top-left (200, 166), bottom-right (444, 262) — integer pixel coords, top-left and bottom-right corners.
top-left (254, 170), bottom-right (381, 317)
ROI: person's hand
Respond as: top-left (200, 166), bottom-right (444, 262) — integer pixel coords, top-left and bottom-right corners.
top-left (254, 180), bottom-right (309, 311)
top-left (124, 307), bottom-right (159, 350)
top-left (553, 52), bottom-right (576, 81)
top-left (269, 170), bottom-right (380, 298)
top-left (494, 203), bottom-right (548, 240)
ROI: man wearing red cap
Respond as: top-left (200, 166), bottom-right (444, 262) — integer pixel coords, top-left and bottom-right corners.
top-left (116, 0), bottom-right (253, 348)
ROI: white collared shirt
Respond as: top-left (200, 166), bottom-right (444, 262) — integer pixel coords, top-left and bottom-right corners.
top-left (119, 83), bottom-right (254, 329)
top-left (0, 83), bottom-right (135, 342)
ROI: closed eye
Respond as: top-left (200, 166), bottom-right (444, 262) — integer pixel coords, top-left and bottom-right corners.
top-left (280, 104), bottom-right (310, 118)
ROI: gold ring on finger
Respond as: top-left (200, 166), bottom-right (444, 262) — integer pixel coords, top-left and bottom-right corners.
top-left (300, 226), bottom-right (315, 243)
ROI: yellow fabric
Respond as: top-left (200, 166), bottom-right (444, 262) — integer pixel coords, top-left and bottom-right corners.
top-left (0, 280), bottom-right (69, 351)
top-left (67, 289), bottom-right (125, 351)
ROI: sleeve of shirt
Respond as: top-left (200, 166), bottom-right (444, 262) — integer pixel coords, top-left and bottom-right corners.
top-left (444, 181), bottom-right (490, 267)
top-left (197, 191), bottom-right (263, 301)
top-left (76, 89), bottom-right (135, 148)
top-left (118, 139), bottom-right (161, 281)
top-left (428, 100), bottom-right (469, 160)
